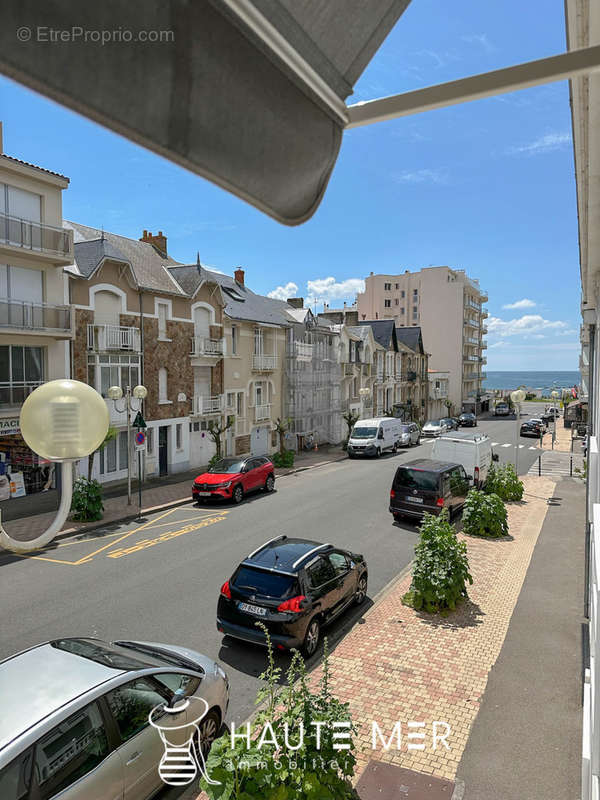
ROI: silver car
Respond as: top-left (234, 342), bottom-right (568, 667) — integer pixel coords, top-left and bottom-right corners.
top-left (421, 419), bottom-right (449, 438)
top-left (0, 638), bottom-right (229, 800)
top-left (398, 422), bottom-right (421, 447)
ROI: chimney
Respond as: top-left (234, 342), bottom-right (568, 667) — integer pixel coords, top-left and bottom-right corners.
top-left (234, 267), bottom-right (245, 285)
top-left (287, 297), bottom-right (304, 309)
top-left (140, 229), bottom-right (167, 257)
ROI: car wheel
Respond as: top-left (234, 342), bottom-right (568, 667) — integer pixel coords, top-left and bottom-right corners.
top-left (348, 453), bottom-right (355, 459)
top-left (392, 442), bottom-right (398, 453)
top-left (232, 484), bottom-right (243, 504)
top-left (376, 447), bottom-right (381, 458)
top-left (302, 618), bottom-right (320, 658)
top-left (393, 512), bottom-right (402, 523)
top-left (194, 709), bottom-right (221, 758)
top-left (264, 474), bottom-right (275, 492)
top-left (355, 575), bottom-right (368, 605)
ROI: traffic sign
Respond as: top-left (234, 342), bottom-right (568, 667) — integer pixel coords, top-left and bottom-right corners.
top-left (135, 430), bottom-right (146, 452)
top-left (133, 411), bottom-right (147, 429)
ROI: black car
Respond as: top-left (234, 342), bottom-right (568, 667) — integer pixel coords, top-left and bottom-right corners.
top-left (458, 412), bottom-right (477, 427)
top-left (540, 408), bottom-right (560, 424)
top-left (389, 459), bottom-right (470, 522)
top-left (520, 419), bottom-right (543, 437)
top-left (441, 417), bottom-right (460, 431)
top-left (217, 536), bottom-right (368, 657)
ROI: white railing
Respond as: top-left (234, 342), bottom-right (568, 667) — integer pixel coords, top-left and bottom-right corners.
top-left (255, 404), bottom-right (271, 421)
top-left (88, 324), bottom-right (140, 352)
top-left (0, 211), bottom-right (73, 258)
top-left (294, 341), bottom-right (313, 361)
top-left (252, 354), bottom-right (277, 371)
top-left (191, 336), bottom-right (224, 356)
top-left (193, 395), bottom-right (224, 414)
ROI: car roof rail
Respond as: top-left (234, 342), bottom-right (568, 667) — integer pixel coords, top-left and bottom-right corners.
top-left (292, 542), bottom-right (331, 569)
top-left (247, 535), bottom-right (287, 560)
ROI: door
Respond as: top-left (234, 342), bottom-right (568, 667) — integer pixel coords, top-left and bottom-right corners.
top-left (106, 677), bottom-right (188, 800)
top-left (242, 458), bottom-right (261, 491)
top-left (32, 701), bottom-right (123, 800)
top-left (159, 426), bottom-right (169, 476)
top-left (448, 466), bottom-right (469, 513)
top-left (327, 551), bottom-right (356, 609)
top-left (194, 366), bottom-right (211, 410)
top-left (304, 556), bottom-right (339, 624)
top-left (250, 426), bottom-right (268, 456)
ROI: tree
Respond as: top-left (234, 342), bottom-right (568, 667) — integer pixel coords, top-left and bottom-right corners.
top-left (274, 417), bottom-right (292, 456)
top-left (342, 409), bottom-right (360, 448)
top-left (207, 416), bottom-right (235, 460)
top-left (87, 426), bottom-right (118, 480)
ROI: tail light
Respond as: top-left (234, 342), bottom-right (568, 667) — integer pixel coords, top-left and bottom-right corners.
top-left (220, 581), bottom-right (231, 599)
top-left (474, 467), bottom-right (479, 483)
top-left (390, 490), bottom-right (395, 499)
top-left (277, 595), bottom-right (307, 613)
top-left (436, 497), bottom-right (445, 507)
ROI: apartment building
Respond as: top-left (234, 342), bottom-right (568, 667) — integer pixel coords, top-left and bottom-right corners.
top-left (283, 300), bottom-right (343, 449)
top-left (395, 326), bottom-right (430, 422)
top-left (357, 266), bottom-right (488, 413)
top-left (0, 129), bottom-right (73, 500)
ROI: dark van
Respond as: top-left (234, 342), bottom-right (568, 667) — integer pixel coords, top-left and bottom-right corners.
top-left (389, 458), bottom-right (470, 522)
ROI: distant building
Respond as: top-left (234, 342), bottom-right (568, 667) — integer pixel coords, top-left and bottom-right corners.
top-left (357, 266), bottom-right (488, 413)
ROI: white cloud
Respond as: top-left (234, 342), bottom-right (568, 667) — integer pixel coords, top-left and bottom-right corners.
top-left (306, 277), bottom-right (365, 302)
top-left (502, 298), bottom-right (536, 310)
top-left (508, 132), bottom-right (571, 156)
top-left (489, 340), bottom-right (506, 348)
top-left (268, 281), bottom-right (299, 301)
top-left (393, 168), bottom-right (448, 185)
top-left (461, 33), bottom-right (496, 53)
top-left (487, 313), bottom-right (569, 338)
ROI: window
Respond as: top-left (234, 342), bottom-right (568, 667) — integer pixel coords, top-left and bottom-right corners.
top-left (306, 556), bottom-right (336, 588)
top-left (413, 288), bottom-right (418, 296)
top-left (153, 672), bottom-right (201, 696)
top-left (400, 307), bottom-right (405, 314)
top-left (226, 392), bottom-right (235, 409)
top-left (33, 703), bottom-right (109, 799)
top-left (231, 324), bottom-right (238, 355)
top-left (176, 423), bottom-right (183, 450)
top-left (88, 354), bottom-right (140, 399)
top-left (105, 678), bottom-right (168, 742)
top-left (100, 435), bottom-right (117, 474)
top-left (395, 283), bottom-right (399, 290)
top-left (384, 299), bottom-right (391, 308)
top-left (158, 367), bottom-right (168, 403)
top-left (328, 552), bottom-right (349, 575)
top-left (413, 305), bottom-right (418, 313)
top-left (394, 298), bottom-right (399, 306)
top-left (401, 290), bottom-right (405, 298)
top-left (0, 345), bottom-right (44, 406)
top-left (236, 391), bottom-right (244, 417)
top-left (157, 302), bottom-right (169, 339)
top-left (147, 427), bottom-right (154, 454)
top-left (384, 282), bottom-right (391, 291)
top-left (0, 749), bottom-right (33, 800)
top-left (118, 431), bottom-right (128, 470)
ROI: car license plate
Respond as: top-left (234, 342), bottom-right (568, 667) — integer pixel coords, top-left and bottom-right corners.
top-left (196, 491), bottom-right (211, 497)
top-left (405, 496), bottom-right (424, 504)
top-left (238, 602), bottom-right (267, 616)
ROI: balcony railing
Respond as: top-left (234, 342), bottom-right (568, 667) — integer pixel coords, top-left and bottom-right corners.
top-left (294, 341), bottom-right (313, 361)
top-left (464, 354), bottom-right (479, 362)
top-left (481, 309), bottom-right (488, 319)
top-left (482, 326), bottom-right (488, 335)
top-left (465, 336), bottom-right (479, 345)
top-left (464, 298), bottom-right (481, 311)
top-left (0, 297), bottom-right (71, 332)
top-left (481, 338), bottom-right (488, 348)
top-left (252, 354), bottom-right (277, 371)
top-left (191, 336), bottom-right (224, 357)
top-left (464, 316), bottom-right (479, 328)
top-left (193, 395), bottom-right (224, 415)
top-left (88, 324), bottom-right (140, 352)
top-left (255, 403), bottom-right (271, 421)
top-left (0, 212), bottom-right (73, 259)
top-left (0, 381), bottom-right (44, 408)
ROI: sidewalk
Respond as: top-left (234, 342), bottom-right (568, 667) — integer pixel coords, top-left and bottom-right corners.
top-left (2, 445), bottom-right (347, 543)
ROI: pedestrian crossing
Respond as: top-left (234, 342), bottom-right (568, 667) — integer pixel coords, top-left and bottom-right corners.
top-left (422, 439), bottom-right (539, 451)
top-left (527, 452), bottom-right (584, 479)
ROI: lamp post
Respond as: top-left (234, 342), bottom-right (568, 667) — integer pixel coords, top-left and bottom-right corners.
top-left (107, 384), bottom-right (147, 505)
top-left (551, 389), bottom-right (560, 450)
top-left (0, 379), bottom-right (109, 553)
top-left (511, 388), bottom-right (526, 473)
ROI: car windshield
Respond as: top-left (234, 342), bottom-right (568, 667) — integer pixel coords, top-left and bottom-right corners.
top-left (394, 468), bottom-right (439, 492)
top-left (400, 425), bottom-right (411, 432)
top-left (351, 427), bottom-right (377, 439)
top-left (425, 420), bottom-right (441, 427)
top-left (50, 638), bottom-right (151, 670)
top-left (232, 566), bottom-right (299, 599)
top-left (209, 458), bottom-right (245, 473)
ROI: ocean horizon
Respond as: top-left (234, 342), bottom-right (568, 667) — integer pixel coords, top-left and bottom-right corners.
top-left (483, 370), bottom-right (580, 392)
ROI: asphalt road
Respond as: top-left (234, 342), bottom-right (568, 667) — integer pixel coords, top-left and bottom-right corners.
top-left (0, 412), bottom-right (546, 725)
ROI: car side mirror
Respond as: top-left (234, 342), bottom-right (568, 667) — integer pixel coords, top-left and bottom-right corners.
top-left (241, 465), bottom-right (248, 473)
top-left (492, 453), bottom-right (499, 462)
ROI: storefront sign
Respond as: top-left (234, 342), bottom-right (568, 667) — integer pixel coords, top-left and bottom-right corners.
top-left (0, 417), bottom-right (20, 436)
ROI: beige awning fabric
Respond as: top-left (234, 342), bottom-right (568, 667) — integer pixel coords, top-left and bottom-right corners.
top-left (0, 0), bottom-right (411, 225)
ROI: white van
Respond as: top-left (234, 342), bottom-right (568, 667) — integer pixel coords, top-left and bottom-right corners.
top-left (347, 417), bottom-right (404, 458)
top-left (432, 431), bottom-right (495, 487)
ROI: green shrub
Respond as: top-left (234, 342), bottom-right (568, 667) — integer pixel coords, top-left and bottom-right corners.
top-left (272, 449), bottom-right (295, 468)
top-left (207, 453), bottom-right (220, 470)
top-left (462, 489), bottom-right (508, 538)
top-left (402, 510), bottom-right (472, 614)
top-left (484, 463), bottom-right (524, 501)
top-left (201, 627), bottom-right (356, 799)
top-left (71, 477), bottom-right (104, 521)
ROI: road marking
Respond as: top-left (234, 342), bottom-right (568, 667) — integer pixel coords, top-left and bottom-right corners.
top-left (491, 442), bottom-right (499, 446)
top-left (106, 515), bottom-right (227, 559)
top-left (501, 443), bottom-right (511, 448)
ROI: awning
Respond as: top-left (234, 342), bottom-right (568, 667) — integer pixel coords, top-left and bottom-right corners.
top-left (0, 0), bottom-right (410, 225)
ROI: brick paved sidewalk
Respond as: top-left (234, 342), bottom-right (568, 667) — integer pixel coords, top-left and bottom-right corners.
top-left (308, 474), bottom-right (556, 784)
top-left (546, 421), bottom-right (576, 453)
top-left (1, 446), bottom-right (347, 544)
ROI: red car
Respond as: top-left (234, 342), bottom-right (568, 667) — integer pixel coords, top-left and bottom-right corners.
top-left (193, 456), bottom-right (275, 504)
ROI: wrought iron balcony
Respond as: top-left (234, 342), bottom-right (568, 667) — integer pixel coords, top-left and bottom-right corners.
top-left (191, 336), bottom-right (224, 357)
top-left (252, 354), bottom-right (277, 371)
top-left (0, 211), bottom-right (73, 261)
top-left (88, 323), bottom-right (140, 351)
top-left (0, 297), bottom-right (71, 333)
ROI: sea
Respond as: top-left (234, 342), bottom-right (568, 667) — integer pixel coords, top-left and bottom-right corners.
top-left (483, 371), bottom-right (581, 393)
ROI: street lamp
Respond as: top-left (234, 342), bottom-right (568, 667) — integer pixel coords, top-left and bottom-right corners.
top-left (551, 389), bottom-right (560, 449)
top-left (108, 384), bottom-right (147, 506)
top-left (511, 388), bottom-right (526, 473)
top-left (0, 380), bottom-right (109, 553)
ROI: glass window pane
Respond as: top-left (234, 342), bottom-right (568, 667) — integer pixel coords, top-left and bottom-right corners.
top-left (0, 346), bottom-right (9, 383)
top-left (0, 749), bottom-right (32, 800)
top-left (146, 428), bottom-right (153, 454)
top-left (24, 347), bottom-right (43, 383)
top-left (106, 678), bottom-right (167, 742)
top-left (11, 347), bottom-right (23, 382)
top-left (119, 431), bottom-right (128, 471)
top-left (106, 437), bottom-right (117, 473)
top-left (100, 366), bottom-right (110, 398)
top-left (33, 703), bottom-right (108, 799)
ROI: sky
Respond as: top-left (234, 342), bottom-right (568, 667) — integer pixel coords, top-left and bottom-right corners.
top-left (0, 0), bottom-right (580, 371)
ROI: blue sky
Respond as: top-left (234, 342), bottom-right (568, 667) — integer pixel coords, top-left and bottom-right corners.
top-left (0, 0), bottom-right (579, 370)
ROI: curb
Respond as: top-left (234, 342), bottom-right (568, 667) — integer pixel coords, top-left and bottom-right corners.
top-left (276, 453), bottom-right (347, 478)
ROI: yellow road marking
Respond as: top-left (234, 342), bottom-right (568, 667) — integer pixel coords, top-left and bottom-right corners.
top-left (106, 515), bottom-right (227, 559)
